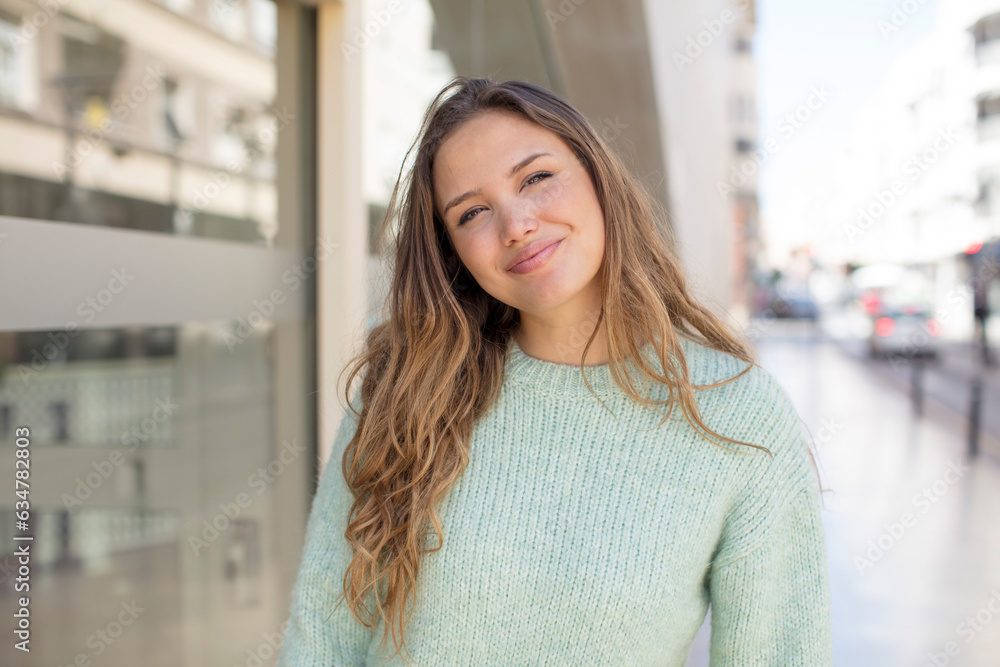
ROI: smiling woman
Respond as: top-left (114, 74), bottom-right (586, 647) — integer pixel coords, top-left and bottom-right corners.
top-left (277, 76), bottom-right (832, 667)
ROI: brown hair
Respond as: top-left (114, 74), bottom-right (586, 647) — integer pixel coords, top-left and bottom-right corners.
top-left (331, 76), bottom-right (815, 664)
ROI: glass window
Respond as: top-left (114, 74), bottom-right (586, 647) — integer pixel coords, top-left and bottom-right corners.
top-left (0, 15), bottom-right (39, 111)
top-left (0, 319), bottom-right (288, 666)
top-left (160, 0), bottom-right (195, 15)
top-left (0, 5), bottom-right (278, 243)
top-left (977, 95), bottom-right (1000, 120)
top-left (210, 0), bottom-right (249, 43)
top-left (0, 2), bottom-right (318, 664)
top-left (973, 13), bottom-right (1000, 47)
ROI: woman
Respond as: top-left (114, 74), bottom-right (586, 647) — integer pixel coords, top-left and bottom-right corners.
top-left (277, 76), bottom-right (832, 666)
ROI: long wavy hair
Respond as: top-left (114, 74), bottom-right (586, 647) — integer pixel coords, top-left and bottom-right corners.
top-left (331, 76), bottom-right (820, 664)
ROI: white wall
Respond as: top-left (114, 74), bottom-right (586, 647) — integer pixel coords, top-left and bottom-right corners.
top-left (643, 0), bottom-right (748, 317)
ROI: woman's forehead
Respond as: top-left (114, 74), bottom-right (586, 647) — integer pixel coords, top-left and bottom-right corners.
top-left (433, 117), bottom-right (571, 187)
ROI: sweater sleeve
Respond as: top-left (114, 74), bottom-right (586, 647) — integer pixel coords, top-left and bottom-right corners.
top-left (277, 391), bottom-right (374, 667)
top-left (706, 372), bottom-right (833, 666)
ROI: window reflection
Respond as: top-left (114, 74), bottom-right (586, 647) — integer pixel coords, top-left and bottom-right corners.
top-left (0, 0), bottom-right (278, 243)
top-left (0, 328), bottom-right (178, 448)
top-left (0, 318), bottom-right (280, 666)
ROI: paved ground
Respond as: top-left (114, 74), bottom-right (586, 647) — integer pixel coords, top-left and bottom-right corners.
top-left (686, 320), bottom-right (1000, 666)
top-left (829, 336), bottom-right (1000, 461)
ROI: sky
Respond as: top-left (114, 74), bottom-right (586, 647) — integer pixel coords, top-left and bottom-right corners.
top-left (755, 0), bottom-right (942, 263)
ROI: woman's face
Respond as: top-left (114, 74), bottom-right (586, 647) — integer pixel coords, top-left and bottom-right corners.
top-left (433, 111), bottom-right (606, 318)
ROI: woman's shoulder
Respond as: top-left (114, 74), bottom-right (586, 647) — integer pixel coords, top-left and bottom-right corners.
top-left (673, 337), bottom-right (785, 404)
top-left (671, 336), bottom-right (804, 451)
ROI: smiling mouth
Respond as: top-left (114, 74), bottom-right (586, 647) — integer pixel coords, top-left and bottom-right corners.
top-left (507, 239), bottom-right (562, 274)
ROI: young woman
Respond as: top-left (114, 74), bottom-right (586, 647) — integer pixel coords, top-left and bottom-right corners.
top-left (277, 77), bottom-right (832, 666)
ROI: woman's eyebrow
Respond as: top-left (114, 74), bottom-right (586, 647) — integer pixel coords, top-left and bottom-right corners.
top-left (442, 151), bottom-right (552, 217)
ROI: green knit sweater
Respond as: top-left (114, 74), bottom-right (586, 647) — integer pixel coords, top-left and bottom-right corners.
top-left (277, 336), bottom-right (833, 666)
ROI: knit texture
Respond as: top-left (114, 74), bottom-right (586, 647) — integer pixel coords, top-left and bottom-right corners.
top-left (276, 336), bottom-right (833, 666)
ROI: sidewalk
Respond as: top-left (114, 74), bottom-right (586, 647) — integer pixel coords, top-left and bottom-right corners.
top-left (828, 341), bottom-right (1000, 462)
top-left (813, 310), bottom-right (1000, 460)
top-left (935, 339), bottom-right (1000, 381)
top-left (753, 328), bottom-right (1000, 666)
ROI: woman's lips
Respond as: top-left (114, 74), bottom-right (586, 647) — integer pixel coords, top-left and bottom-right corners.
top-left (508, 239), bottom-right (562, 274)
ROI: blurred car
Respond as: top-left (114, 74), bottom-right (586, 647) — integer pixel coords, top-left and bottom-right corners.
top-left (771, 294), bottom-right (819, 320)
top-left (850, 264), bottom-right (940, 359)
top-left (867, 305), bottom-right (940, 359)
top-left (763, 280), bottom-right (819, 321)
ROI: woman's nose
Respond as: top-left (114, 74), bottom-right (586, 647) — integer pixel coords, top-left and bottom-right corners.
top-left (497, 200), bottom-right (538, 241)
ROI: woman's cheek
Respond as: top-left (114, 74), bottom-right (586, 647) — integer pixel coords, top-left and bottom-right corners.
top-left (542, 177), bottom-right (570, 211)
top-left (466, 237), bottom-right (498, 277)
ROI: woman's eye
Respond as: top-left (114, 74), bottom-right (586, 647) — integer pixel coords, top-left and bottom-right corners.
top-left (456, 172), bottom-right (552, 227)
top-left (458, 207), bottom-right (483, 226)
top-left (524, 171), bottom-right (552, 187)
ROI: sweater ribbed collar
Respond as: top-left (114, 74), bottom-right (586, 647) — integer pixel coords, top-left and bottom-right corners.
top-left (504, 337), bottom-right (672, 400)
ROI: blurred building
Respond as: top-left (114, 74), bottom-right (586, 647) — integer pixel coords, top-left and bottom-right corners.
top-left (728, 3), bottom-right (761, 322)
top-left (971, 2), bottom-right (1000, 245)
top-left (967, 1), bottom-right (1000, 346)
top-left (643, 0), bottom-right (760, 323)
top-left (0, 0), bottom-right (280, 241)
top-left (807, 0), bottom-right (1000, 342)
